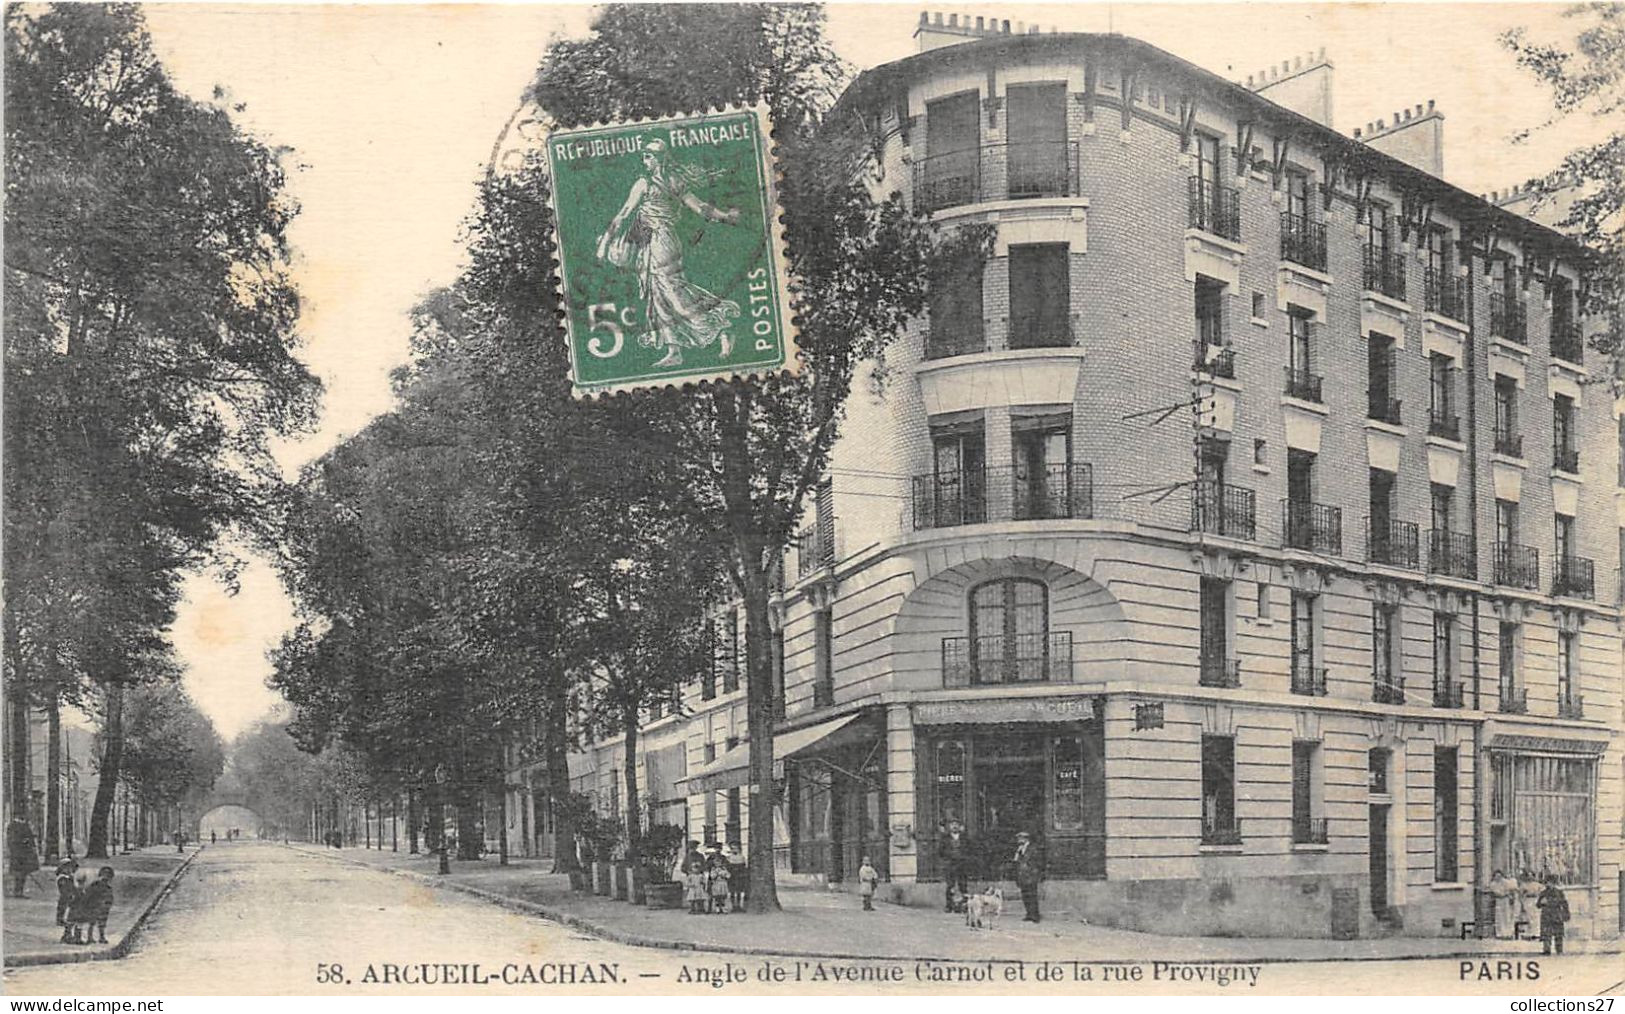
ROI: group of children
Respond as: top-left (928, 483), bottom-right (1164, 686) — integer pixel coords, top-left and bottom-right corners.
top-left (680, 842), bottom-right (746, 915)
top-left (53, 857), bottom-right (116, 945)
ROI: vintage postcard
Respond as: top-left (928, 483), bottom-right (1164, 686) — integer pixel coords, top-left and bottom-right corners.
top-left (3, 1), bottom-right (1622, 1004)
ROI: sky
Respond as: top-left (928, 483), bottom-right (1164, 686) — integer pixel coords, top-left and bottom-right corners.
top-left (131, 1), bottom-right (1603, 742)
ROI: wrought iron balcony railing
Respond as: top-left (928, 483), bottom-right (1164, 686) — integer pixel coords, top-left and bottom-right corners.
top-left (1493, 543), bottom-right (1540, 590)
top-left (1188, 176), bottom-right (1241, 241)
top-left (1280, 212), bottom-right (1328, 272)
top-left (1007, 312), bottom-right (1078, 350)
top-left (1433, 681), bottom-right (1465, 709)
top-left (1284, 365), bottom-right (1324, 403)
top-left (797, 523), bottom-right (835, 578)
top-left (1553, 444), bottom-right (1580, 474)
top-left (1550, 320), bottom-right (1583, 365)
top-left (1552, 555), bottom-right (1594, 599)
top-left (1362, 247), bottom-right (1407, 300)
top-left (1199, 654), bottom-right (1241, 689)
top-left (1372, 674), bottom-right (1406, 705)
top-left (1195, 345), bottom-right (1236, 379)
top-left (1191, 481), bottom-right (1257, 541)
top-left (1292, 816), bottom-right (1330, 846)
top-left (924, 324), bottom-right (987, 360)
top-left (1499, 686), bottom-right (1528, 715)
top-left (1283, 500), bottom-right (1342, 555)
top-left (913, 141), bottom-right (1082, 214)
top-left (1366, 517), bottom-right (1420, 570)
top-left (1428, 529), bottom-right (1477, 580)
top-left (1558, 694), bottom-right (1585, 720)
top-left (1425, 267), bottom-right (1466, 321)
top-left (1368, 392), bottom-right (1402, 425)
top-left (1494, 430), bottom-right (1524, 458)
top-left (912, 464), bottom-right (1093, 530)
top-left (1290, 660), bottom-right (1329, 696)
top-left (1429, 410), bottom-right (1461, 442)
top-left (1201, 815), bottom-right (1243, 847)
top-left (942, 630), bottom-right (1073, 687)
top-left (1490, 292), bottom-right (1528, 345)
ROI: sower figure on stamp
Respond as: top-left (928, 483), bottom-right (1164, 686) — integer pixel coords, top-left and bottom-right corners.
top-left (596, 138), bottom-right (742, 368)
top-left (1013, 830), bottom-right (1045, 924)
top-left (938, 817), bottom-right (971, 913)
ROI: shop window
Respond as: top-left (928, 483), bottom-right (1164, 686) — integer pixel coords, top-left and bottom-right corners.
top-left (1051, 735), bottom-right (1085, 831)
top-left (1491, 753), bottom-right (1595, 884)
top-left (726, 788), bottom-right (742, 846)
top-left (1435, 746), bottom-right (1459, 882)
top-left (1201, 734), bottom-right (1239, 844)
top-left (935, 740), bottom-right (966, 828)
top-left (967, 578), bottom-right (1053, 684)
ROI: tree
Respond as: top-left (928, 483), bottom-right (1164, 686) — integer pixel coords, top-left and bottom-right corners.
top-left (3, 3), bottom-right (319, 856)
top-left (118, 682), bottom-right (224, 832)
top-left (528, 3), bottom-right (935, 910)
top-left (1502, 3), bottom-right (1624, 355)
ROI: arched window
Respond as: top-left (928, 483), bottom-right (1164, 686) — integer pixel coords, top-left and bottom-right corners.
top-left (967, 578), bottom-right (1051, 684)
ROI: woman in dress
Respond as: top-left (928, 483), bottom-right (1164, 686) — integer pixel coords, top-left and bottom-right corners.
top-left (1488, 868), bottom-right (1520, 938)
top-left (597, 139), bottom-right (743, 368)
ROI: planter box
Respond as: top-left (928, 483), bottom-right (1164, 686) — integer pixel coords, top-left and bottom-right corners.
top-left (613, 862), bottom-right (630, 901)
top-left (645, 880), bottom-right (684, 909)
top-left (568, 869), bottom-right (589, 893)
top-left (593, 860), bottom-right (613, 896)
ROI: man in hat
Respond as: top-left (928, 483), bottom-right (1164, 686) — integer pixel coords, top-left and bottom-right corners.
top-left (1013, 830), bottom-right (1045, 924)
top-left (938, 818), bottom-right (972, 913)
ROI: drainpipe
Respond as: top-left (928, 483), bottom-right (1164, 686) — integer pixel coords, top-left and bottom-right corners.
top-left (1463, 236), bottom-right (1488, 936)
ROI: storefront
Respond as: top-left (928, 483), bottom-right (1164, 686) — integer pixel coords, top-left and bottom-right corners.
top-left (1488, 735), bottom-right (1602, 886)
top-left (913, 695), bottom-right (1105, 882)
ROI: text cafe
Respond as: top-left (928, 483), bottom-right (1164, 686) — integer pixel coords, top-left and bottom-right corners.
top-left (912, 695), bottom-right (1105, 881)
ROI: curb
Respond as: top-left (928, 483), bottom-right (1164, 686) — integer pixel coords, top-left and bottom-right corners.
top-left (286, 845), bottom-right (1622, 967)
top-left (4, 847), bottom-right (205, 969)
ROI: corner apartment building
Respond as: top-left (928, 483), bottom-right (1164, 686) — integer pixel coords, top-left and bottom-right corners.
top-left (517, 13), bottom-right (1622, 940)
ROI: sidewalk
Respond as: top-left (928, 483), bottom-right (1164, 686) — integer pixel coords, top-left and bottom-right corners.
top-left (293, 844), bottom-right (1614, 965)
top-left (3, 845), bottom-right (201, 967)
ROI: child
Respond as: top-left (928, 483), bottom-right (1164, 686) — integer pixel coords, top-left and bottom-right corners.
top-left (708, 855), bottom-right (731, 914)
top-left (683, 861), bottom-right (708, 915)
top-left (857, 855), bottom-right (880, 912)
top-left (55, 857), bottom-right (80, 932)
top-left (75, 866), bottom-right (115, 945)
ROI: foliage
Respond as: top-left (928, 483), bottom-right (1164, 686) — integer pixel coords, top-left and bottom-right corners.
top-left (640, 822), bottom-right (688, 879)
top-left (114, 682), bottom-right (224, 809)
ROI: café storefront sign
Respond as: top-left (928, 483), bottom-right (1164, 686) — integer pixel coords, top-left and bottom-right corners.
top-left (913, 696), bottom-right (1099, 726)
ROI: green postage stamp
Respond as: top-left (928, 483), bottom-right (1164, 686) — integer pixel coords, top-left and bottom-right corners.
top-left (545, 106), bottom-right (798, 397)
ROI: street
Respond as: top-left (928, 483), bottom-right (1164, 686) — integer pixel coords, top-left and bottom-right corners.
top-left (3, 843), bottom-right (1620, 996)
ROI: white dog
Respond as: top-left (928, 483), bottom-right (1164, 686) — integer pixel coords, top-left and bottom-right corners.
top-left (964, 885), bottom-right (1004, 929)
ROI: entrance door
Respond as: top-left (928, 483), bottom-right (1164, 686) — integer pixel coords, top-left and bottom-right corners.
top-left (1369, 804), bottom-right (1389, 916)
top-left (974, 736), bottom-right (1046, 879)
top-left (828, 778), bottom-right (846, 883)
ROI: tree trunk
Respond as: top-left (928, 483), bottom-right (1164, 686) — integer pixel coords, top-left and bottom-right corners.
top-left (407, 789), bottom-right (420, 853)
top-left (740, 545), bottom-right (782, 912)
top-left (622, 706), bottom-right (641, 868)
top-left (44, 694), bottom-right (61, 862)
top-left (545, 690), bottom-right (578, 874)
top-left (455, 783), bottom-right (480, 860)
top-left (497, 777), bottom-right (509, 866)
top-left (3, 604), bottom-right (30, 832)
top-left (86, 681), bottom-right (123, 858)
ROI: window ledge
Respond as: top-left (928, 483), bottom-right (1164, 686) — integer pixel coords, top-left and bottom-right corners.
top-left (1361, 289), bottom-right (1411, 316)
top-left (1291, 843), bottom-right (1330, 854)
top-left (1281, 395), bottom-right (1330, 417)
top-left (1183, 227), bottom-right (1247, 257)
top-left (1250, 316), bottom-right (1270, 329)
top-left (1491, 452), bottom-right (1528, 469)
top-left (1198, 843), bottom-right (1245, 855)
top-left (1426, 433), bottom-right (1466, 453)
top-left (1430, 882), bottom-right (1468, 892)
top-left (1364, 418), bottom-right (1408, 438)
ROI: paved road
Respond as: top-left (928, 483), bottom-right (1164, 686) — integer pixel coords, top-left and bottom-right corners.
top-left (5, 843), bottom-right (1619, 996)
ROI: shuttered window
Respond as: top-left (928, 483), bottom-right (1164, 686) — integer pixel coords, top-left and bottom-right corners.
top-left (1006, 82), bottom-right (1068, 199)
top-left (1008, 243), bottom-right (1070, 348)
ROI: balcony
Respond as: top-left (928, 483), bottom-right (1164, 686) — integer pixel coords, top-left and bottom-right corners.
top-left (1550, 320), bottom-right (1583, 365)
top-left (797, 522), bottom-right (835, 579)
top-left (1425, 268), bottom-right (1466, 321)
top-left (1428, 409), bottom-right (1461, 442)
top-left (1367, 391), bottom-right (1402, 426)
top-left (1292, 816), bottom-right (1330, 846)
top-left (1280, 213), bottom-right (1328, 272)
top-left (1195, 345), bottom-right (1236, 379)
top-left (1283, 500), bottom-right (1342, 555)
top-left (1367, 517), bottom-right (1420, 569)
top-left (1188, 177), bottom-right (1242, 242)
top-left (912, 464), bottom-right (1093, 530)
top-left (1372, 674), bottom-right (1406, 705)
top-left (1290, 660), bottom-right (1328, 697)
top-left (1433, 681), bottom-right (1465, 709)
top-left (1363, 248), bottom-right (1407, 301)
top-left (1499, 685), bottom-right (1528, 715)
top-left (913, 141), bottom-right (1081, 215)
top-left (1552, 555), bottom-right (1594, 599)
top-left (924, 324), bottom-right (987, 361)
top-left (1201, 814), bottom-right (1243, 847)
top-left (1553, 444), bottom-right (1579, 474)
top-left (1191, 481), bottom-right (1257, 541)
top-left (1494, 430), bottom-right (1524, 458)
top-left (1007, 312), bottom-right (1077, 351)
top-left (1428, 529), bottom-right (1476, 580)
top-left (942, 631), bottom-right (1072, 687)
top-left (1283, 365), bottom-right (1324, 403)
top-left (1558, 694), bottom-right (1585, 720)
top-left (1199, 654), bottom-right (1242, 689)
top-left (1493, 543), bottom-right (1540, 590)
top-left (1490, 293), bottom-right (1528, 345)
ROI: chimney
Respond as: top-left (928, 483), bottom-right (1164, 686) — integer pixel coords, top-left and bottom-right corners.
top-left (1245, 47), bottom-right (1333, 127)
top-left (915, 9), bottom-right (1039, 51)
top-left (1358, 98), bottom-right (1444, 178)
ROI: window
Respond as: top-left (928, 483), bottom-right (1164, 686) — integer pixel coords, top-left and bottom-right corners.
top-left (1426, 227), bottom-right (1451, 280)
top-left (929, 420), bottom-right (986, 526)
top-left (1491, 754), bottom-right (1595, 885)
top-left (1256, 580), bottom-right (1272, 622)
top-left (1195, 133), bottom-right (1222, 189)
top-left (1292, 741), bottom-right (1325, 844)
top-left (720, 610), bottom-right (740, 694)
top-left (813, 606), bottom-right (834, 707)
top-left (934, 740), bottom-right (966, 828)
top-left (1365, 201), bottom-right (1392, 256)
top-left (1005, 82), bottom-right (1069, 199)
top-left (1291, 592), bottom-right (1319, 693)
top-left (1368, 335), bottom-right (1398, 422)
top-left (969, 578), bottom-right (1052, 684)
top-left (1051, 734), bottom-right (1085, 831)
top-left (1370, 469), bottom-right (1396, 535)
top-left (1286, 311), bottom-right (1316, 397)
top-left (1494, 376), bottom-right (1520, 455)
top-left (1431, 483), bottom-right (1454, 533)
top-left (1199, 577), bottom-right (1232, 685)
top-left (726, 786), bottom-right (742, 845)
top-left (1008, 244), bottom-right (1071, 347)
top-left (921, 91), bottom-right (980, 211)
top-left (1369, 748), bottom-right (1391, 794)
top-left (1555, 512), bottom-right (1575, 563)
top-left (1499, 622), bottom-right (1521, 710)
top-left (927, 245), bottom-right (985, 358)
top-left (1433, 612), bottom-right (1457, 705)
top-left (1201, 734), bottom-right (1239, 844)
top-left (1434, 746), bottom-right (1459, 882)
top-left (1557, 631), bottom-right (1576, 712)
top-left (1251, 292), bottom-right (1266, 320)
top-left (1012, 413), bottom-right (1076, 520)
top-left (1285, 169), bottom-right (1312, 221)
top-left (1196, 276), bottom-right (1225, 355)
top-left (1429, 353), bottom-right (1456, 438)
top-left (701, 619), bottom-right (719, 700)
top-left (1372, 603), bottom-right (1399, 699)
top-left (1618, 415), bottom-right (1625, 486)
top-left (1553, 395), bottom-right (1577, 471)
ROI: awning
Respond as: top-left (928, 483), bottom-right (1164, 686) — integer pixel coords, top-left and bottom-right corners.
top-left (678, 713), bottom-right (865, 795)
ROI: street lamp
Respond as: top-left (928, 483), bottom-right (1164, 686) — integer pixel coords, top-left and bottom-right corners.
top-left (434, 764), bottom-right (450, 876)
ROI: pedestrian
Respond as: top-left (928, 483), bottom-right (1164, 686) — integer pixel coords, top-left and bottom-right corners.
top-left (724, 841), bottom-right (747, 912)
top-left (1518, 868), bottom-right (1542, 935)
top-left (938, 817), bottom-right (972, 913)
top-left (707, 847), bottom-right (730, 914)
top-left (210, 830), bottom-right (216, 845)
top-left (1488, 868), bottom-right (1520, 939)
top-left (1536, 876), bottom-right (1570, 955)
top-left (73, 866), bottom-right (115, 945)
top-left (6, 817), bottom-right (39, 898)
top-left (857, 855), bottom-right (880, 911)
top-left (683, 862), bottom-right (708, 915)
top-left (1013, 830), bottom-right (1045, 924)
top-left (54, 856), bottom-right (80, 930)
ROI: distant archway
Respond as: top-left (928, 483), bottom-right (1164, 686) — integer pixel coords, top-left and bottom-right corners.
top-left (197, 803), bottom-right (263, 840)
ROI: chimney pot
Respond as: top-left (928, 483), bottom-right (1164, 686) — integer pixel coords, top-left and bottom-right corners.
top-left (948, 13), bottom-right (958, 27)
top-left (1354, 128), bottom-right (1362, 138)
top-left (1016, 20), bottom-right (1025, 33)
top-left (1377, 119), bottom-right (1385, 130)
top-left (1294, 56), bottom-right (1302, 69)
top-left (1427, 99), bottom-right (1435, 111)
top-left (974, 15), bottom-right (983, 31)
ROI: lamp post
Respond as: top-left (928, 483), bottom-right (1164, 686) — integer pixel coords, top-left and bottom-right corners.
top-left (434, 764), bottom-right (450, 875)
